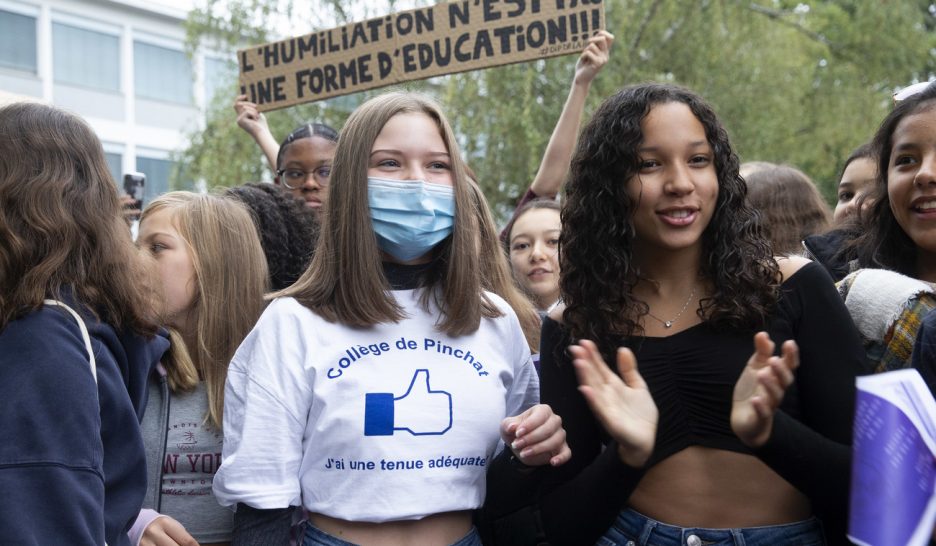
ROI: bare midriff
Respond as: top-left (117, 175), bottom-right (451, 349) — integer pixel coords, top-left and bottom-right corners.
top-left (627, 447), bottom-right (812, 528)
top-left (309, 510), bottom-right (473, 546)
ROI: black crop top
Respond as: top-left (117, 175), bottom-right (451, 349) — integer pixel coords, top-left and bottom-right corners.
top-left (600, 324), bottom-right (757, 461)
top-left (482, 262), bottom-right (869, 546)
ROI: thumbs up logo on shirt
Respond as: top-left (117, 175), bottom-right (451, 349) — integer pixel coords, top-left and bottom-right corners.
top-left (364, 369), bottom-right (453, 436)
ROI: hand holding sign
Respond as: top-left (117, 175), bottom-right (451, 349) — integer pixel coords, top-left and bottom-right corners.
top-left (233, 94), bottom-right (279, 171)
top-left (364, 369), bottom-right (453, 436)
top-left (234, 94), bottom-right (269, 137)
top-left (574, 29), bottom-right (613, 86)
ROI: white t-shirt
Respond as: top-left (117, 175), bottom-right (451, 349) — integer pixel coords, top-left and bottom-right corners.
top-left (213, 290), bottom-right (538, 522)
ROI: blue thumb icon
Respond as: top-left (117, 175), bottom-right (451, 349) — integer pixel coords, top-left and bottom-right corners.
top-left (364, 369), bottom-right (453, 436)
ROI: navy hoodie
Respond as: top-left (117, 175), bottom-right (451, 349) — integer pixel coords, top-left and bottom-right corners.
top-left (0, 300), bottom-right (169, 545)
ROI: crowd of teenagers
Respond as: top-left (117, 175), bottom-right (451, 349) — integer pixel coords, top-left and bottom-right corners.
top-left (1, 30), bottom-right (936, 545)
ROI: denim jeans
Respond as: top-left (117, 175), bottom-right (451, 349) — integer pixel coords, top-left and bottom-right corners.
top-left (302, 523), bottom-right (483, 546)
top-left (596, 509), bottom-right (826, 546)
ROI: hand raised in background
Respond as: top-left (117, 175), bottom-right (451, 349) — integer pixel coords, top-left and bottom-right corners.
top-left (233, 94), bottom-right (280, 172)
top-left (573, 30), bottom-right (614, 87)
top-left (234, 94), bottom-right (270, 138)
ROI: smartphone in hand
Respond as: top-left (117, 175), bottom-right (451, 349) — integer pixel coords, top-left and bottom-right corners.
top-left (123, 172), bottom-right (145, 210)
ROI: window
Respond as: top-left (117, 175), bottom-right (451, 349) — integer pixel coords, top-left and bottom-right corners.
top-left (0, 9), bottom-right (37, 73)
top-left (203, 56), bottom-right (236, 106)
top-left (134, 41), bottom-right (192, 104)
top-left (136, 156), bottom-right (173, 202)
top-left (104, 152), bottom-right (122, 185)
top-left (52, 22), bottom-right (120, 91)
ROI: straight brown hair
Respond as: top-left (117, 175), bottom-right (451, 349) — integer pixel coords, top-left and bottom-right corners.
top-left (277, 92), bottom-right (500, 335)
top-left (141, 192), bottom-right (269, 428)
top-left (0, 102), bottom-right (158, 334)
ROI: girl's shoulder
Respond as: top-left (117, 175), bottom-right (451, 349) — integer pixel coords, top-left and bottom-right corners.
top-left (776, 255), bottom-right (812, 284)
top-left (481, 289), bottom-right (534, 322)
top-left (773, 257), bottom-right (844, 309)
top-left (1, 304), bottom-right (87, 357)
top-left (482, 290), bottom-right (513, 314)
top-left (263, 296), bottom-right (320, 322)
top-left (246, 296), bottom-right (332, 344)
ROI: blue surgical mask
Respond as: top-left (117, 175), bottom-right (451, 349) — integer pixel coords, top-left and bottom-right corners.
top-left (367, 177), bottom-right (455, 262)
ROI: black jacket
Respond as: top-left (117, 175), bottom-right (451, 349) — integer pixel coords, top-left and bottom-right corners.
top-left (802, 229), bottom-right (855, 282)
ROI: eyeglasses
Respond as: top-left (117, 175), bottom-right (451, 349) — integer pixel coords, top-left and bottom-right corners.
top-left (275, 166), bottom-right (331, 190)
top-left (893, 80), bottom-right (935, 103)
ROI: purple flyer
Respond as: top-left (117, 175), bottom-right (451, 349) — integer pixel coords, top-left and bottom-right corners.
top-left (849, 370), bottom-right (936, 546)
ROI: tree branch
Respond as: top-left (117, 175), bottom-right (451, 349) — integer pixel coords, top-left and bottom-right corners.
top-left (746, 3), bottom-right (831, 47)
top-left (629, 0), bottom-right (664, 58)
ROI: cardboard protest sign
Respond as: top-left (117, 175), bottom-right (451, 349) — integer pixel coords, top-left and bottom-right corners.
top-left (239, 0), bottom-right (605, 111)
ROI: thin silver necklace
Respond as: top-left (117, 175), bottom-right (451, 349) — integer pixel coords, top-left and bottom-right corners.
top-left (646, 286), bottom-right (696, 329)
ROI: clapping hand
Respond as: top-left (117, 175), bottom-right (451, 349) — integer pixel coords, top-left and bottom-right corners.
top-left (731, 332), bottom-right (799, 448)
top-left (570, 340), bottom-right (657, 467)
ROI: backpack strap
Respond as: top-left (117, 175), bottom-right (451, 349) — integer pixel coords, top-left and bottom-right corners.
top-left (44, 300), bottom-right (106, 545)
top-left (43, 299), bottom-right (98, 384)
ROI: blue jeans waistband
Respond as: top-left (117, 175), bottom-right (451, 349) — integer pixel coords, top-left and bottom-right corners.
top-left (597, 508), bottom-right (826, 546)
top-left (302, 522), bottom-right (482, 546)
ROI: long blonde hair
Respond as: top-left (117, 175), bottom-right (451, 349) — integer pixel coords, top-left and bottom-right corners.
top-left (278, 92), bottom-right (501, 335)
top-left (141, 192), bottom-right (269, 428)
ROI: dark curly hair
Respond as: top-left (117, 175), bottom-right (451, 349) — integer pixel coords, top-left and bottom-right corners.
top-left (560, 83), bottom-right (778, 344)
top-left (224, 182), bottom-right (319, 290)
top-left (848, 82), bottom-right (936, 277)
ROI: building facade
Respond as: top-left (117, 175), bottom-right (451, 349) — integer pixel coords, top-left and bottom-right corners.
top-left (0, 0), bottom-right (234, 200)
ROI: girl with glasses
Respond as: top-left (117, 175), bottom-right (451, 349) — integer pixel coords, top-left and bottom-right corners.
top-left (274, 123), bottom-right (339, 213)
top-left (234, 95), bottom-right (339, 215)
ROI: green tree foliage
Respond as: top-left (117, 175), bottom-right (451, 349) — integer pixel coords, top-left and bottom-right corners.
top-left (177, 0), bottom-right (936, 219)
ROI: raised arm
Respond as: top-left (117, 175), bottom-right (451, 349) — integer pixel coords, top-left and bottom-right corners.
top-left (234, 94), bottom-right (280, 172)
top-left (528, 30), bottom-right (614, 198)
